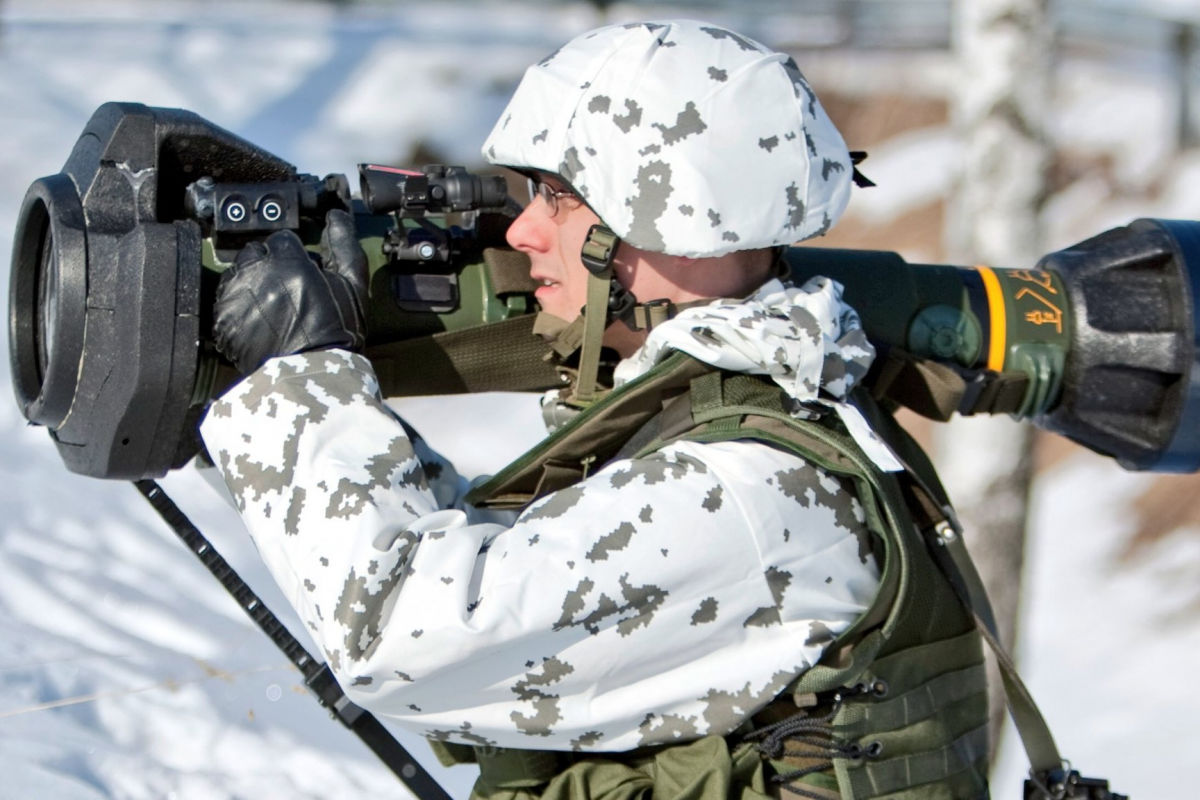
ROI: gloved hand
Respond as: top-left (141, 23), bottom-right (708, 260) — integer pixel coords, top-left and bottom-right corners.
top-left (213, 209), bottom-right (368, 374)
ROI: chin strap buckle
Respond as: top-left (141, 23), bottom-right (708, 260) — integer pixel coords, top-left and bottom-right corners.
top-left (581, 224), bottom-right (619, 275)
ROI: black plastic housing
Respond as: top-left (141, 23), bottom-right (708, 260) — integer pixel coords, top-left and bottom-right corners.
top-left (1035, 218), bottom-right (1200, 471)
top-left (9, 102), bottom-right (303, 479)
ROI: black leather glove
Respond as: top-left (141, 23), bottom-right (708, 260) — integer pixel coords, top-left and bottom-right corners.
top-left (213, 209), bottom-right (368, 374)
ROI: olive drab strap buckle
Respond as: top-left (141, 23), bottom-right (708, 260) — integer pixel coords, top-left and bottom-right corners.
top-left (555, 225), bottom-right (692, 408)
top-left (581, 223), bottom-right (641, 325)
top-left (580, 224), bottom-right (619, 276)
top-left (578, 224), bottom-right (669, 330)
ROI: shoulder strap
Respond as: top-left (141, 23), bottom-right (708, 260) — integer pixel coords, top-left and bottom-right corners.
top-left (464, 351), bottom-right (713, 509)
top-left (897, 472), bottom-right (1065, 775)
top-left (854, 394), bottom-right (1067, 777)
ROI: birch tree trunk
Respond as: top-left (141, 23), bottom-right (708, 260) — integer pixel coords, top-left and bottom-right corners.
top-left (938, 0), bottom-right (1052, 764)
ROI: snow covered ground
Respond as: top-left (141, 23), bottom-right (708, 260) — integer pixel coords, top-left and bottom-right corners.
top-left (1, 2), bottom-right (1198, 798)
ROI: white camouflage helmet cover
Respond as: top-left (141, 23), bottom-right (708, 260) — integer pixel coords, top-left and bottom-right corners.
top-left (483, 20), bottom-right (854, 258)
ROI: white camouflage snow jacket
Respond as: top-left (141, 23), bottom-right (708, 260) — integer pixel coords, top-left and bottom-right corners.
top-left (199, 276), bottom-right (883, 753)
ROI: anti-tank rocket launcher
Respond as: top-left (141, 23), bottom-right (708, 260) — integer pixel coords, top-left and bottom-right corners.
top-left (11, 102), bottom-right (1200, 480)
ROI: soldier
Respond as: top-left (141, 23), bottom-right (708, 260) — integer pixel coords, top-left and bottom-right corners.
top-left (202, 20), bottom-right (990, 799)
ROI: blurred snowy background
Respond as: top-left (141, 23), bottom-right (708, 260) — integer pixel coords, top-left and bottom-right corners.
top-left (2, 0), bottom-right (1199, 798)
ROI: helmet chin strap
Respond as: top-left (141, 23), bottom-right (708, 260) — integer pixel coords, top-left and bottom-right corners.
top-left (570, 224), bottom-right (624, 406)
top-left (545, 224), bottom-right (689, 408)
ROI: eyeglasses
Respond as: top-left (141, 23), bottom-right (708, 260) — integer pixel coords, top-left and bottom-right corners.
top-left (526, 176), bottom-right (577, 216)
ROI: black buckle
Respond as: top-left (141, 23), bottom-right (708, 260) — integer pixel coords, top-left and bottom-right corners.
top-left (955, 369), bottom-right (990, 416)
top-left (1024, 767), bottom-right (1127, 800)
top-left (580, 224), bottom-right (619, 276)
top-left (607, 284), bottom-right (637, 322)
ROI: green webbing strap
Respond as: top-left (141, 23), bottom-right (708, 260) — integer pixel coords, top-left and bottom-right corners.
top-left (870, 348), bottom-right (1030, 421)
top-left (854, 391), bottom-right (1067, 777)
top-left (364, 315), bottom-right (560, 397)
top-left (839, 723), bottom-right (989, 799)
top-left (976, 611), bottom-right (1064, 773)
top-left (536, 312), bottom-right (586, 362)
top-left (568, 269), bottom-right (615, 406)
top-left (482, 246), bottom-right (540, 297)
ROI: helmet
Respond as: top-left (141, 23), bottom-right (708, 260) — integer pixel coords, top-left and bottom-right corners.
top-left (483, 20), bottom-right (853, 258)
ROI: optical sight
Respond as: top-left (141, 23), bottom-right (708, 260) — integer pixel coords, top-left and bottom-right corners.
top-left (359, 163), bottom-right (508, 216)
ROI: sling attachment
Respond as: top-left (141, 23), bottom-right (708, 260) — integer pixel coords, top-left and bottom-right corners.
top-left (132, 479), bottom-right (453, 800)
top-left (894, 473), bottom-right (1126, 800)
top-left (869, 347), bottom-right (1031, 421)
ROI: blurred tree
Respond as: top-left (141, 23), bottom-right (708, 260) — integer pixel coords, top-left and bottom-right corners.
top-left (938, 0), bottom-right (1053, 764)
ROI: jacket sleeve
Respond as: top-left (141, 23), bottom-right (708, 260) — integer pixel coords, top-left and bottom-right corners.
top-left (199, 349), bottom-right (881, 752)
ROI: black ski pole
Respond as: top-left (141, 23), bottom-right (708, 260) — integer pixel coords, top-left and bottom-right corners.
top-left (133, 479), bottom-right (453, 800)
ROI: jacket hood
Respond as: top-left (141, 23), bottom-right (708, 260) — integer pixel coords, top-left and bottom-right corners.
top-left (613, 277), bottom-right (875, 408)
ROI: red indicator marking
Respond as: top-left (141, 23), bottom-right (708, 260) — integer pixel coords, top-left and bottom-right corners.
top-left (362, 164), bottom-right (423, 176)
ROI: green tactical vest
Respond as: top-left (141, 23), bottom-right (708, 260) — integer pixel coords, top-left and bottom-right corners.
top-left (435, 351), bottom-right (992, 800)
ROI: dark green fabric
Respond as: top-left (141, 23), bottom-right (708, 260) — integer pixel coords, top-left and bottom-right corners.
top-left (477, 747), bottom-right (564, 789)
top-left (840, 722), bottom-right (989, 799)
top-left (366, 315), bottom-right (560, 397)
top-left (837, 664), bottom-right (987, 738)
top-left (429, 740), bottom-right (479, 767)
top-left (868, 348), bottom-right (1030, 422)
top-left (467, 737), bottom-right (772, 800)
